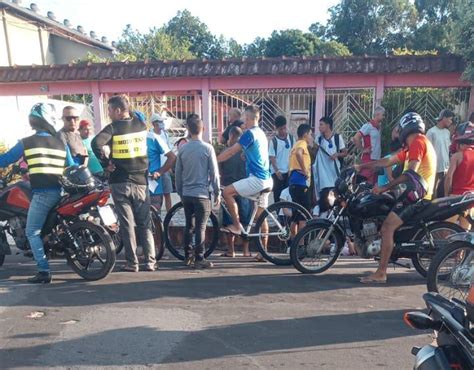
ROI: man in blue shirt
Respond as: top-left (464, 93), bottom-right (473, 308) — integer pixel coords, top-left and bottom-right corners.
top-left (147, 118), bottom-right (176, 210)
top-left (0, 103), bottom-right (74, 284)
top-left (217, 105), bottom-right (273, 239)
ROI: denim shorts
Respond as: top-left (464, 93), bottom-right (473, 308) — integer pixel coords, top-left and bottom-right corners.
top-left (222, 196), bottom-right (253, 226)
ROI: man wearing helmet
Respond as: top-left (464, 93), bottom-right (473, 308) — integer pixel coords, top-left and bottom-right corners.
top-left (0, 103), bottom-right (74, 283)
top-left (355, 112), bottom-right (437, 283)
top-left (444, 126), bottom-right (474, 229)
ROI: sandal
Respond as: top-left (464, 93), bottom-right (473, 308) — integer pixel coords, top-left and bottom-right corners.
top-left (220, 252), bottom-right (235, 258)
top-left (243, 253), bottom-right (253, 257)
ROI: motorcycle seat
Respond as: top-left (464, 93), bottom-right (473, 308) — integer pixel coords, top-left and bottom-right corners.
top-left (409, 194), bottom-right (473, 222)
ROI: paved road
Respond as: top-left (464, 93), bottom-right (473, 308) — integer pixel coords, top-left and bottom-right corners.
top-left (0, 253), bottom-right (431, 369)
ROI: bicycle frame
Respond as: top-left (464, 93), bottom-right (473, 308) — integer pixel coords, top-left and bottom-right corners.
top-left (219, 198), bottom-right (288, 238)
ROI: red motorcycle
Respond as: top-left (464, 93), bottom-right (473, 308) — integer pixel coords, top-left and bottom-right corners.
top-left (0, 165), bottom-right (116, 280)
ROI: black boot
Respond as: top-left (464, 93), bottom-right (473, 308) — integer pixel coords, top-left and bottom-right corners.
top-left (27, 271), bottom-right (52, 284)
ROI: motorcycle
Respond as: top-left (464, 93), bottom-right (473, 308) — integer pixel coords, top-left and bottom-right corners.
top-left (290, 168), bottom-right (472, 275)
top-left (427, 233), bottom-right (474, 300)
top-left (0, 165), bottom-right (116, 280)
top-left (405, 292), bottom-right (474, 370)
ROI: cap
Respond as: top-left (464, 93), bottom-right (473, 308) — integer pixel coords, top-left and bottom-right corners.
top-left (151, 113), bottom-right (165, 123)
top-left (79, 119), bottom-right (91, 129)
top-left (436, 109), bottom-right (455, 121)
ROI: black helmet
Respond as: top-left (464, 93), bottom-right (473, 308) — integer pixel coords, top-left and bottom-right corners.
top-left (61, 166), bottom-right (96, 194)
top-left (399, 112), bottom-right (425, 145)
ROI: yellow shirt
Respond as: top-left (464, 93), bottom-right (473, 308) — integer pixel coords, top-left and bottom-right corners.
top-left (289, 140), bottom-right (311, 173)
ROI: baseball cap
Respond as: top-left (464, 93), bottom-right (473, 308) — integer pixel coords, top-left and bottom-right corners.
top-left (151, 113), bottom-right (165, 123)
top-left (436, 109), bottom-right (455, 121)
top-left (79, 119), bottom-right (91, 129)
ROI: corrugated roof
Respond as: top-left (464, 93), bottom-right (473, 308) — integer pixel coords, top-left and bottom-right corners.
top-left (0, 54), bottom-right (465, 83)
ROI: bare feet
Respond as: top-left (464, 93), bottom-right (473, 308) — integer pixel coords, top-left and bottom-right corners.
top-left (220, 225), bottom-right (241, 235)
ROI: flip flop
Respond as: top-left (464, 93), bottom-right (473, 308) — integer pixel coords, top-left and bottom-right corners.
top-left (220, 227), bottom-right (241, 236)
top-left (243, 253), bottom-right (253, 257)
top-left (359, 276), bottom-right (387, 284)
top-left (220, 252), bottom-right (235, 258)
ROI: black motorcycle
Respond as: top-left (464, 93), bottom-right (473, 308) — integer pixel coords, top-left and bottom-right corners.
top-left (405, 293), bottom-right (474, 370)
top-left (290, 169), bottom-right (472, 275)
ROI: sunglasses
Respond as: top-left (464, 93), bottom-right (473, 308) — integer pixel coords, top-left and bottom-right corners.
top-left (64, 116), bottom-right (80, 121)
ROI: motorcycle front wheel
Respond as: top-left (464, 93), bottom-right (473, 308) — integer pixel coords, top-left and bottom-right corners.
top-left (412, 222), bottom-right (465, 277)
top-left (65, 221), bottom-right (116, 280)
top-left (427, 241), bottom-right (474, 300)
top-left (290, 221), bottom-right (345, 274)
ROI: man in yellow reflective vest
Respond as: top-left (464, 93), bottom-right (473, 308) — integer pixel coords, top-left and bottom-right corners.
top-left (0, 103), bottom-right (74, 283)
top-left (92, 95), bottom-right (156, 272)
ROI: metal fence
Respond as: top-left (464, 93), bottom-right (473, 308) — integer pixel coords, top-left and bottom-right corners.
top-left (211, 89), bottom-right (318, 140)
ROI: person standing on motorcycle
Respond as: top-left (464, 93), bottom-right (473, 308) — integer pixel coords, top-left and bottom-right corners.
top-left (92, 95), bottom-right (157, 272)
top-left (444, 128), bottom-right (474, 230)
top-left (0, 103), bottom-right (75, 283)
top-left (355, 112), bottom-right (436, 283)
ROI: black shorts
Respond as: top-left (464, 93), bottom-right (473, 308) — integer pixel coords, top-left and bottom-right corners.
top-left (289, 184), bottom-right (311, 221)
top-left (391, 200), bottom-right (429, 223)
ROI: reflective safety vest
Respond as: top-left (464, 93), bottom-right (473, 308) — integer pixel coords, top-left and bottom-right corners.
top-left (22, 134), bottom-right (66, 189)
top-left (109, 118), bottom-right (149, 184)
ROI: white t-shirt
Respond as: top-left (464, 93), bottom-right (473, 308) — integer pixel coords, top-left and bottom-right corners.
top-left (426, 125), bottom-right (451, 173)
top-left (268, 135), bottom-right (294, 174)
top-left (359, 122), bottom-right (381, 160)
top-left (313, 133), bottom-right (346, 194)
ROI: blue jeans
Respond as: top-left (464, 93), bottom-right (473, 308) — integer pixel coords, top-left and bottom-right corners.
top-left (25, 190), bottom-right (62, 272)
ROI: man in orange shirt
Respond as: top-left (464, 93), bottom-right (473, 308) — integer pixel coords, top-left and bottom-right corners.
top-left (355, 112), bottom-right (436, 283)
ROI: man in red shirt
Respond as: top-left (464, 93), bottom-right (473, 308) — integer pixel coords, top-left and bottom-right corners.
top-left (355, 112), bottom-right (436, 283)
top-left (352, 106), bottom-right (385, 184)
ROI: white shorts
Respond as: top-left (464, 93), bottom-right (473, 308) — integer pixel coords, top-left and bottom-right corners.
top-left (232, 175), bottom-right (273, 208)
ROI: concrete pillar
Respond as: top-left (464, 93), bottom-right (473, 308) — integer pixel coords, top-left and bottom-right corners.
top-left (375, 75), bottom-right (385, 109)
top-left (201, 79), bottom-right (212, 143)
top-left (91, 82), bottom-right (103, 131)
top-left (314, 76), bottom-right (325, 134)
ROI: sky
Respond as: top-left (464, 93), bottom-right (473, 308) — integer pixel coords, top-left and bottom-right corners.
top-left (30, 0), bottom-right (339, 44)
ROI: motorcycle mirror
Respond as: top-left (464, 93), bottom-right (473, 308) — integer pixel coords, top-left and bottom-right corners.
top-left (403, 311), bottom-right (441, 331)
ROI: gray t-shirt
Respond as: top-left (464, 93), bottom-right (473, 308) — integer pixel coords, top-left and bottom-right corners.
top-left (175, 139), bottom-right (220, 199)
top-left (426, 125), bottom-right (451, 173)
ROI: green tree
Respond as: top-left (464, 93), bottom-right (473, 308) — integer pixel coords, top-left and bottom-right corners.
top-left (244, 37), bottom-right (267, 58)
top-left (115, 25), bottom-right (194, 61)
top-left (165, 9), bottom-right (225, 59)
top-left (454, 0), bottom-right (474, 81)
top-left (323, 0), bottom-right (417, 54)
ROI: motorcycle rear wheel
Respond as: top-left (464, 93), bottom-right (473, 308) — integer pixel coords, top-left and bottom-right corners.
top-left (411, 222), bottom-right (465, 277)
top-left (65, 221), bottom-right (116, 280)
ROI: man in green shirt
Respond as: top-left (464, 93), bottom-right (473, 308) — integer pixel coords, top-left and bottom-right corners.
top-left (79, 120), bottom-right (103, 175)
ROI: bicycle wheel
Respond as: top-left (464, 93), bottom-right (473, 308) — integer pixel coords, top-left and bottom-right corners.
top-left (290, 220), bottom-right (344, 274)
top-left (253, 201), bottom-right (312, 266)
top-left (427, 241), bottom-right (474, 300)
top-left (412, 222), bottom-right (465, 277)
top-left (150, 206), bottom-right (165, 261)
top-left (163, 202), bottom-right (219, 261)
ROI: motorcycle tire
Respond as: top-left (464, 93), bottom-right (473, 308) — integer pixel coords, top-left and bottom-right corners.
top-left (427, 240), bottom-right (474, 298)
top-left (163, 202), bottom-right (219, 261)
top-left (412, 221), bottom-right (465, 278)
top-left (253, 201), bottom-right (312, 266)
top-left (290, 220), bottom-right (345, 274)
top-left (66, 221), bottom-right (116, 281)
top-left (0, 253), bottom-right (4, 267)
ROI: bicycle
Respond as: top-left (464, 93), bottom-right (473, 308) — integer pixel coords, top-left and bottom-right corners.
top-left (163, 188), bottom-right (312, 265)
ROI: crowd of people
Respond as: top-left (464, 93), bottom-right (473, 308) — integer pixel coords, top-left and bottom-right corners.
top-left (1, 93), bottom-right (474, 284)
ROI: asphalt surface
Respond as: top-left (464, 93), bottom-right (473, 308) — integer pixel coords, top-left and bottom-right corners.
top-left (0, 252), bottom-right (431, 369)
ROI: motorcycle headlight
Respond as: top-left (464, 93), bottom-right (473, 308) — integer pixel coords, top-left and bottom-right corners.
top-left (327, 190), bottom-right (336, 207)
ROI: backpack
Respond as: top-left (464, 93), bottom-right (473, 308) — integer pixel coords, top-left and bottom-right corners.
top-left (272, 134), bottom-right (295, 155)
top-left (318, 134), bottom-right (344, 169)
